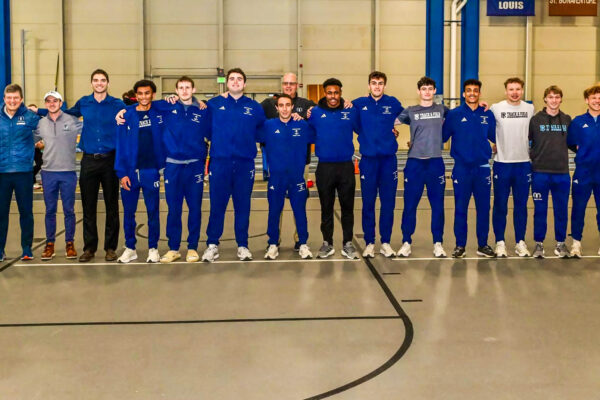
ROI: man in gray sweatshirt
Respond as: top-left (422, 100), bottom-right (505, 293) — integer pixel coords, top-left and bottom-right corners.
top-left (35, 91), bottom-right (82, 260)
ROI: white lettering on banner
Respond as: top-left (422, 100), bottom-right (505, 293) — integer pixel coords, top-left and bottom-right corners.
top-left (498, 1), bottom-right (524, 10)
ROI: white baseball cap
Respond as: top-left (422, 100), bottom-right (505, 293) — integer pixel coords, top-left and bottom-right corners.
top-left (44, 91), bottom-right (63, 101)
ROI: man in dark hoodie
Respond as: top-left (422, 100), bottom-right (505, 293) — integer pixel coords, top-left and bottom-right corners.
top-left (529, 85), bottom-right (572, 258)
top-left (308, 78), bottom-right (360, 259)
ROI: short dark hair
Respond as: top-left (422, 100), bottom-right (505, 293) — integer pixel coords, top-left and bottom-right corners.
top-left (463, 79), bottom-right (482, 91)
top-left (323, 78), bottom-right (342, 89)
top-left (227, 68), bottom-right (247, 83)
top-left (583, 85), bottom-right (600, 99)
top-left (275, 93), bottom-right (293, 106)
top-left (543, 85), bottom-right (563, 99)
top-left (4, 83), bottom-right (23, 98)
top-left (504, 77), bottom-right (524, 88)
top-left (176, 76), bottom-right (195, 89)
top-left (133, 79), bottom-right (157, 93)
top-left (90, 69), bottom-right (109, 82)
top-left (417, 76), bottom-right (436, 89)
top-left (368, 71), bottom-right (387, 84)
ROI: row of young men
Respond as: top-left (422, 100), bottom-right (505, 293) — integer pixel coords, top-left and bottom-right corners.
top-left (1, 69), bottom-right (599, 263)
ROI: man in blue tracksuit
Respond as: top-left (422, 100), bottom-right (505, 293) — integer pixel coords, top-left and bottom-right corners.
top-left (442, 79), bottom-right (497, 258)
top-left (567, 84), bottom-right (600, 258)
top-left (529, 85), bottom-right (572, 259)
top-left (201, 68), bottom-right (266, 262)
top-left (352, 71), bottom-right (403, 258)
top-left (115, 80), bottom-right (166, 264)
top-left (308, 78), bottom-right (360, 260)
top-left (153, 77), bottom-right (210, 263)
top-left (0, 84), bottom-right (40, 261)
top-left (395, 76), bottom-right (448, 258)
top-left (258, 94), bottom-right (315, 260)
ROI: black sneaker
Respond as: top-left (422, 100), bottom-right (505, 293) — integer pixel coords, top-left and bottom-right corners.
top-left (452, 246), bottom-right (466, 258)
top-left (477, 245), bottom-right (496, 258)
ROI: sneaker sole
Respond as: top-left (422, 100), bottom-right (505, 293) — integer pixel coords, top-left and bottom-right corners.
top-left (65, 255), bottom-right (78, 259)
top-left (452, 254), bottom-right (466, 258)
top-left (434, 253), bottom-right (447, 258)
top-left (239, 257), bottom-right (253, 261)
top-left (476, 251), bottom-right (496, 258)
top-left (118, 257), bottom-right (138, 263)
top-left (318, 250), bottom-right (335, 259)
top-left (300, 254), bottom-right (312, 259)
top-left (379, 252), bottom-right (395, 258)
top-left (397, 252), bottom-right (411, 258)
top-left (202, 254), bottom-right (219, 263)
top-left (160, 256), bottom-right (181, 263)
top-left (20, 256), bottom-right (34, 261)
top-left (554, 250), bottom-right (570, 259)
top-left (341, 250), bottom-right (358, 260)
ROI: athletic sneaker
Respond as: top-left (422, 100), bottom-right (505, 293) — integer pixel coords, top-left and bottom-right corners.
top-left (452, 246), bottom-right (466, 258)
top-left (294, 241), bottom-right (301, 252)
top-left (554, 242), bottom-right (570, 259)
top-left (298, 244), bottom-right (313, 259)
top-left (396, 242), bottom-right (411, 257)
top-left (202, 244), bottom-right (219, 262)
top-left (514, 240), bottom-right (531, 257)
top-left (362, 243), bottom-right (375, 258)
top-left (433, 242), bottom-right (447, 258)
top-left (146, 248), bottom-right (160, 263)
top-left (118, 248), bottom-right (138, 263)
top-left (33, 182), bottom-right (42, 190)
top-left (379, 243), bottom-right (395, 258)
top-left (318, 241), bottom-right (335, 259)
top-left (341, 242), bottom-right (358, 260)
top-left (532, 242), bottom-right (545, 259)
top-left (237, 246), bottom-right (253, 261)
top-left (186, 249), bottom-right (199, 263)
top-left (0, 251), bottom-right (4, 262)
top-left (477, 245), bottom-right (496, 258)
top-left (21, 247), bottom-right (34, 261)
top-left (264, 244), bottom-right (279, 260)
top-left (495, 241), bottom-right (508, 258)
top-left (160, 250), bottom-right (181, 263)
top-left (570, 240), bottom-right (582, 259)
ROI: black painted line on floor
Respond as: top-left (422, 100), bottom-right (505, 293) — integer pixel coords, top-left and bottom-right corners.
top-left (401, 299), bottom-right (423, 303)
top-left (305, 213), bottom-right (414, 400)
top-left (0, 315), bottom-right (399, 329)
top-left (382, 272), bottom-right (402, 275)
top-left (0, 218), bottom-right (83, 273)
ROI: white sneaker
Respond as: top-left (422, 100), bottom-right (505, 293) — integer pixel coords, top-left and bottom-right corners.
top-left (362, 243), bottom-right (375, 258)
top-left (118, 247), bottom-right (138, 263)
top-left (379, 243), bottom-right (395, 258)
top-left (298, 244), bottom-right (313, 259)
top-left (33, 182), bottom-right (42, 190)
top-left (514, 240), bottom-right (530, 257)
top-left (570, 240), bottom-right (582, 259)
top-left (396, 242), bottom-right (411, 257)
top-left (202, 244), bottom-right (219, 262)
top-left (160, 250), bottom-right (181, 263)
top-left (495, 241), bottom-right (508, 258)
top-left (597, 246), bottom-right (600, 256)
top-left (186, 249), bottom-right (199, 262)
top-left (264, 244), bottom-right (279, 260)
top-left (433, 242), bottom-right (447, 258)
top-left (237, 246), bottom-right (253, 261)
top-left (146, 248), bottom-right (160, 263)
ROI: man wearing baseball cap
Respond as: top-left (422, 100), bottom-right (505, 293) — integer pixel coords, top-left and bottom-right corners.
top-left (34, 91), bottom-right (82, 260)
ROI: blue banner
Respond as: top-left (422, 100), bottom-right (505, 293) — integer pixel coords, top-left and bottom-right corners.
top-left (487, 0), bottom-right (535, 16)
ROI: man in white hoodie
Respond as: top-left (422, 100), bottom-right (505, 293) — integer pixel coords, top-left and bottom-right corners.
top-left (490, 77), bottom-right (535, 257)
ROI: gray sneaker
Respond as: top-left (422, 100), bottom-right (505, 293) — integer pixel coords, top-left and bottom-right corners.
top-left (341, 241), bottom-right (358, 260)
top-left (318, 241), bottom-right (335, 258)
top-left (554, 242), bottom-right (570, 259)
top-left (532, 242), bottom-right (544, 259)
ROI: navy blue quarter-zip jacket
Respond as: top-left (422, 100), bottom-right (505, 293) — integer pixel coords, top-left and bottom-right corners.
top-left (307, 98), bottom-right (360, 162)
top-left (567, 111), bottom-right (600, 169)
top-left (0, 103), bottom-right (40, 173)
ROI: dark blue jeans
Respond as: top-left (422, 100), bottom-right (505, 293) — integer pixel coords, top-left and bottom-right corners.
top-left (0, 171), bottom-right (34, 254)
top-left (41, 170), bottom-right (77, 243)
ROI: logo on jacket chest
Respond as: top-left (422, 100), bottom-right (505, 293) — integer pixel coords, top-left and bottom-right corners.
top-left (340, 112), bottom-right (350, 121)
top-left (480, 116), bottom-right (489, 125)
top-left (243, 107), bottom-right (253, 116)
top-left (382, 106), bottom-right (392, 115)
top-left (139, 115), bottom-right (152, 128)
top-left (16, 116), bottom-right (26, 126)
top-left (191, 113), bottom-right (202, 123)
top-left (292, 128), bottom-right (301, 137)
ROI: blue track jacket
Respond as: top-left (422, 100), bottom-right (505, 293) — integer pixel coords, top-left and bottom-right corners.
top-left (567, 111), bottom-right (600, 169)
top-left (352, 94), bottom-right (403, 156)
top-left (115, 105), bottom-right (166, 179)
top-left (442, 103), bottom-right (496, 166)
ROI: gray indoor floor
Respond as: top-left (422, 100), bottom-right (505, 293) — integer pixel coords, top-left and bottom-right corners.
top-left (1, 194), bottom-right (599, 399)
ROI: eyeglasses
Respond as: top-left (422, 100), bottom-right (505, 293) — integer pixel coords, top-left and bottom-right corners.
top-left (282, 82), bottom-right (298, 86)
